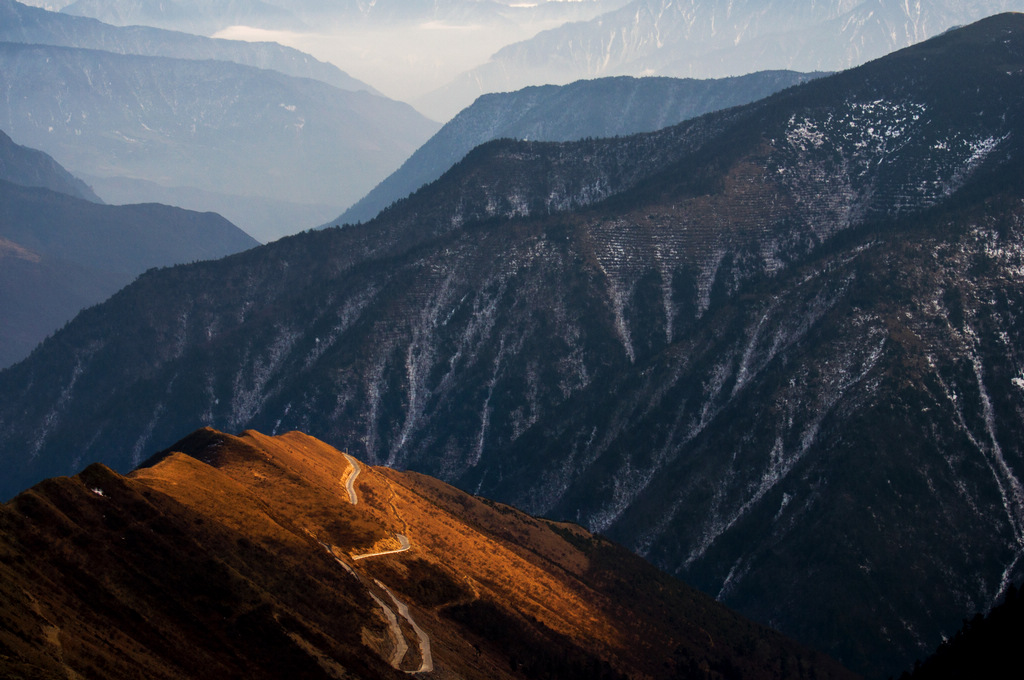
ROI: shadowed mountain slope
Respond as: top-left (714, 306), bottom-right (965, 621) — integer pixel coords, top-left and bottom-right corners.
top-left (0, 128), bottom-right (100, 202)
top-left (897, 583), bottom-right (1024, 680)
top-left (338, 70), bottom-right (822, 225)
top-left (0, 178), bottom-right (257, 368)
top-left (0, 427), bottom-right (855, 680)
top-left (2, 14), bottom-right (1024, 677)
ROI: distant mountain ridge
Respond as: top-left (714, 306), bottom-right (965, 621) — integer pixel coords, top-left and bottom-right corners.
top-left (0, 128), bottom-right (100, 202)
top-left (2, 14), bottom-right (1024, 677)
top-left (0, 0), bottom-right (376, 93)
top-left (339, 70), bottom-right (822, 225)
top-left (0, 39), bottom-right (439, 242)
top-left (48, 0), bottom-right (633, 108)
top-left (56, 0), bottom-right (630, 34)
top-left (0, 170), bottom-right (257, 368)
top-left (0, 427), bottom-right (855, 680)
top-left (418, 0), bottom-right (1024, 118)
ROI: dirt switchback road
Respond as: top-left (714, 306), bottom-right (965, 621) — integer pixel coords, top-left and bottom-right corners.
top-left (351, 533), bottom-right (411, 561)
top-left (342, 453), bottom-right (361, 505)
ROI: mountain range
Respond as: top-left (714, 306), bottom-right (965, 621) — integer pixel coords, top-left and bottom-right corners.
top-left (0, 0), bottom-right (375, 93)
top-left (50, 0), bottom-right (633, 104)
top-left (0, 39), bottom-right (438, 242)
top-left (0, 0), bottom-right (439, 242)
top-left (2, 11), bottom-right (1024, 679)
top-left (338, 70), bottom-right (822, 225)
top-left (0, 184), bottom-right (258, 369)
top-left (0, 130), bottom-right (257, 368)
top-left (0, 427), bottom-right (855, 680)
top-left (418, 0), bottom-right (1024, 118)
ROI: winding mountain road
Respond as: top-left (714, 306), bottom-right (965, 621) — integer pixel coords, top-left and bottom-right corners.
top-left (369, 590), bottom-right (408, 668)
top-left (335, 453), bottom-right (431, 674)
top-left (341, 453), bottom-right (361, 505)
top-left (351, 533), bottom-right (411, 561)
top-left (376, 580), bottom-right (434, 674)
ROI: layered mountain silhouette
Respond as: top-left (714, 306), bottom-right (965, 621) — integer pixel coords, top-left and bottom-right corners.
top-left (0, 137), bottom-right (257, 368)
top-left (339, 70), bottom-right (822, 225)
top-left (50, 0), bottom-right (632, 107)
top-left (0, 427), bottom-right (855, 680)
top-left (419, 0), bottom-right (1024, 118)
top-left (0, 2), bottom-right (439, 242)
top-left (0, 0), bottom-right (375, 93)
top-left (2, 13), bottom-right (1024, 677)
top-left (0, 128), bottom-right (100, 202)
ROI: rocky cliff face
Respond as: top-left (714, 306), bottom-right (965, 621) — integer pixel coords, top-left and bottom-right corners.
top-left (2, 14), bottom-right (1024, 677)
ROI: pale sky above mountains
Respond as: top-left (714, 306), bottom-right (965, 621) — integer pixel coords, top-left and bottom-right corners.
top-left (209, 19), bottom-right (558, 102)
top-left (19, 1), bottom-right (631, 105)
top-left (216, 1), bottom-right (631, 104)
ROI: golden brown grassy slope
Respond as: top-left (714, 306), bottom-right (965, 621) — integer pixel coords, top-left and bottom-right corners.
top-left (0, 428), bottom-right (858, 680)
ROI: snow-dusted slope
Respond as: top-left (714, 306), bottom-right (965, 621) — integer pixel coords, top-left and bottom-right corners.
top-left (339, 70), bottom-right (819, 225)
top-left (419, 0), bottom-right (1024, 118)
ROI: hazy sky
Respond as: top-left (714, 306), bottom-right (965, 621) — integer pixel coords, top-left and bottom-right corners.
top-left (15, 1), bottom-right (629, 106)
top-left (211, 1), bottom-right (631, 104)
